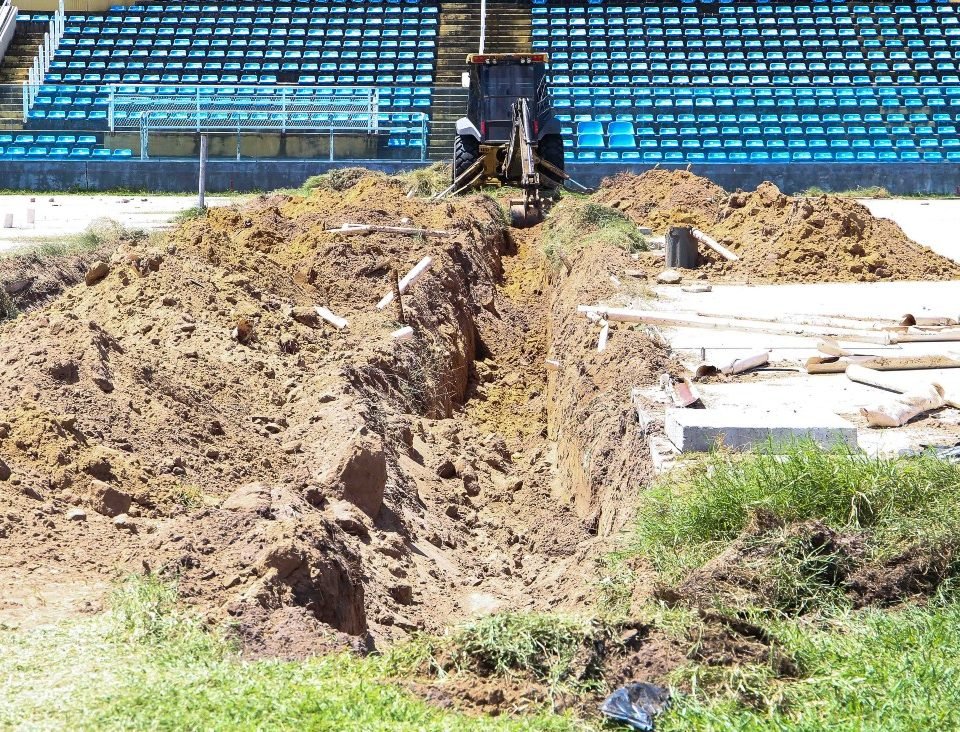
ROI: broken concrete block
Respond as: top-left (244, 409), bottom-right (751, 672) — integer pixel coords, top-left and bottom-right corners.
top-left (665, 408), bottom-right (857, 452)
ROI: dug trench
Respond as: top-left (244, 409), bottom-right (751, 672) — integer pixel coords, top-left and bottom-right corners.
top-left (0, 173), bottom-right (678, 680)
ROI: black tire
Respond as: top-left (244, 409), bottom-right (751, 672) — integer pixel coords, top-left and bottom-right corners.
top-left (453, 134), bottom-right (480, 187)
top-left (537, 133), bottom-right (565, 190)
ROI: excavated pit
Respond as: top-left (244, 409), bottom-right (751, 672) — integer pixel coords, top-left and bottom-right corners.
top-left (0, 175), bottom-right (669, 659)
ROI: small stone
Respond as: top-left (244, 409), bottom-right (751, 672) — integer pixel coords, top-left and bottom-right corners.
top-left (290, 306), bottom-right (320, 327)
top-left (282, 441), bottom-right (302, 454)
top-left (112, 513), bottom-right (137, 531)
top-left (389, 584), bottom-right (414, 606)
top-left (656, 269), bottom-right (683, 285)
top-left (84, 261), bottom-right (110, 286)
top-left (222, 574), bottom-right (242, 589)
top-left (0, 459), bottom-right (10, 481)
top-left (221, 482), bottom-right (270, 513)
top-left (263, 422), bottom-right (284, 434)
top-left (681, 283), bottom-right (712, 293)
top-left (462, 470), bottom-right (481, 497)
top-left (86, 480), bottom-right (131, 517)
top-left (436, 459), bottom-right (457, 480)
top-left (66, 508), bottom-right (87, 522)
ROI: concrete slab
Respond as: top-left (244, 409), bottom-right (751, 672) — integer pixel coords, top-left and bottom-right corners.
top-left (665, 407), bottom-right (858, 452)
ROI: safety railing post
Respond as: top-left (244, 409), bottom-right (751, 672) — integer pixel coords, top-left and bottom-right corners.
top-left (108, 87), bottom-right (114, 131)
top-left (420, 113), bottom-right (426, 162)
top-left (281, 88), bottom-right (286, 133)
top-left (21, 82), bottom-right (27, 122)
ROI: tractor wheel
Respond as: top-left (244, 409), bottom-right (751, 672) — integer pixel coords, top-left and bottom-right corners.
top-left (537, 134), bottom-right (565, 190)
top-left (452, 134), bottom-right (480, 189)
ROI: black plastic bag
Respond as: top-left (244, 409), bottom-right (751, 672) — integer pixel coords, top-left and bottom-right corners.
top-left (599, 682), bottom-right (671, 731)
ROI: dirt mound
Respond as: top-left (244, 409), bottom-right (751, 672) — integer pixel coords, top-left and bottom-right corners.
top-left (593, 170), bottom-right (728, 232)
top-left (0, 174), bottom-right (663, 657)
top-left (595, 170), bottom-right (960, 283)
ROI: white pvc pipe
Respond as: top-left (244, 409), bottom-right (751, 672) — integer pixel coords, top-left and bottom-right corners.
top-left (597, 321), bottom-right (609, 353)
top-left (861, 384), bottom-right (946, 428)
top-left (376, 256), bottom-right (433, 310)
top-left (695, 350), bottom-right (769, 378)
top-left (391, 326), bottom-right (414, 341)
top-left (315, 306), bottom-right (348, 330)
top-left (479, 0), bottom-right (486, 54)
top-left (578, 305), bottom-right (892, 344)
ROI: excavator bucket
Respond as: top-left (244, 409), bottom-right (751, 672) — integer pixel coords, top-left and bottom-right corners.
top-left (509, 197), bottom-right (542, 228)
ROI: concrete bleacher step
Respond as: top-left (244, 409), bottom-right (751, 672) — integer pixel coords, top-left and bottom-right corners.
top-left (429, 0), bottom-right (532, 159)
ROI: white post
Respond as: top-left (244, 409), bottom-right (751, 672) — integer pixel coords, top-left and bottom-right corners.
top-left (479, 0), bottom-right (486, 53)
top-left (197, 134), bottom-right (208, 209)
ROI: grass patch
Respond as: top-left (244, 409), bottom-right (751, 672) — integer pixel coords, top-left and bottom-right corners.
top-left (659, 597), bottom-right (960, 730)
top-left (0, 576), bottom-right (590, 731)
top-left (398, 162), bottom-right (451, 197)
top-left (800, 185), bottom-right (892, 199)
top-left (605, 441), bottom-right (960, 729)
top-left (300, 167), bottom-right (378, 193)
top-left (542, 200), bottom-right (648, 265)
top-left (629, 441), bottom-right (960, 581)
top-left (392, 613), bottom-right (607, 697)
top-left (172, 205), bottom-right (207, 223)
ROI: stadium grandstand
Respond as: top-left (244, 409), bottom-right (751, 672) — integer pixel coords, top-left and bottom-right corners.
top-left (0, 0), bottom-right (958, 191)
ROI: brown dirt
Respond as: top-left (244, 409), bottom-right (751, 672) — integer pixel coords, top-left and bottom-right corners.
top-left (0, 175), bottom-right (669, 664)
top-left (594, 170), bottom-right (960, 284)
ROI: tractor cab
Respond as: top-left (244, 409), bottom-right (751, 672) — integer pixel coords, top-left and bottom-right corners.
top-left (452, 52), bottom-right (566, 227)
top-left (460, 53), bottom-right (557, 144)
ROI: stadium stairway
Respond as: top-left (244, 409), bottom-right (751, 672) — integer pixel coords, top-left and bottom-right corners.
top-left (0, 27), bottom-right (46, 131)
top-left (428, 0), bottom-right (532, 160)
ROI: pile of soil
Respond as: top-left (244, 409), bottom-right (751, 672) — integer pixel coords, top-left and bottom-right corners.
top-left (594, 170), bottom-right (960, 283)
top-left (0, 174), bottom-right (671, 668)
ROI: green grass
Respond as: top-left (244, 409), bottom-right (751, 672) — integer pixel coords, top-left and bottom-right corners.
top-left (604, 441), bottom-right (960, 730)
top-left (659, 597), bottom-right (960, 731)
top-left (398, 162), bottom-right (451, 197)
top-left (629, 441), bottom-right (960, 581)
top-left (393, 613), bottom-right (608, 697)
top-left (798, 186), bottom-right (960, 200)
top-left (172, 205), bottom-right (208, 223)
top-left (0, 576), bottom-right (590, 731)
top-left (542, 200), bottom-right (648, 264)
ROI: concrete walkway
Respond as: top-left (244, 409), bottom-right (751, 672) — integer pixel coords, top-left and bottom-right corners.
top-left (0, 194), bottom-right (243, 252)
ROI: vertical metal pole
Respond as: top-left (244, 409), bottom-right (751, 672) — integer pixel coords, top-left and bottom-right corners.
top-left (329, 128), bottom-right (333, 161)
top-left (420, 113), bottom-right (426, 162)
top-left (21, 82), bottom-right (27, 122)
top-left (479, 0), bottom-right (486, 54)
top-left (198, 134), bottom-right (208, 209)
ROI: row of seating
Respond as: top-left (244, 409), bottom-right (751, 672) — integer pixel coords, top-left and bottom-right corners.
top-left (533, 3), bottom-right (954, 15)
top-left (0, 146), bottom-right (133, 158)
top-left (574, 134), bottom-right (960, 148)
top-left (571, 123), bottom-right (960, 137)
top-left (565, 149), bottom-right (958, 162)
top-left (562, 111), bottom-right (960, 125)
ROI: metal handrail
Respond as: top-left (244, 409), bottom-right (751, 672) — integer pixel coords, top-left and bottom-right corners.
top-left (23, 0), bottom-right (65, 120)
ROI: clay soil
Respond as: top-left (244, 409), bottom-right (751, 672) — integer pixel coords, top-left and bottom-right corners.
top-left (595, 170), bottom-right (960, 283)
top-left (0, 174), bottom-right (671, 666)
